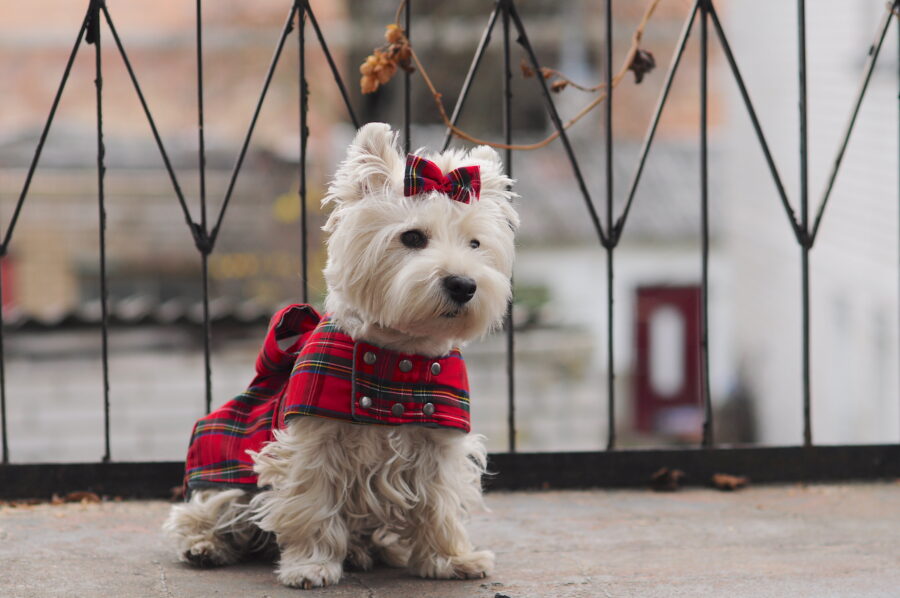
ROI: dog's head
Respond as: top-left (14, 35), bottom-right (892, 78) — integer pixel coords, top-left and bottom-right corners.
top-left (322, 122), bottom-right (519, 347)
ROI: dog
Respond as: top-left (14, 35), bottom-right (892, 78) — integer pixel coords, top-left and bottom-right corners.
top-left (164, 122), bottom-right (518, 588)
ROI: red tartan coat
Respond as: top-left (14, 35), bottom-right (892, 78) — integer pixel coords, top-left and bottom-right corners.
top-left (184, 304), bottom-right (471, 491)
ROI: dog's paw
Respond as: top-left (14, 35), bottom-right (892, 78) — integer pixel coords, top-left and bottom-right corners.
top-left (277, 560), bottom-right (343, 589)
top-left (179, 539), bottom-right (237, 568)
top-left (371, 528), bottom-right (410, 568)
top-left (345, 543), bottom-right (374, 572)
top-left (449, 550), bottom-right (495, 579)
top-left (411, 550), bottom-right (495, 580)
top-left (376, 540), bottom-right (411, 569)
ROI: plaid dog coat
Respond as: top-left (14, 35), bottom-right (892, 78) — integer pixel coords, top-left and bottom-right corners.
top-left (184, 304), bottom-right (471, 492)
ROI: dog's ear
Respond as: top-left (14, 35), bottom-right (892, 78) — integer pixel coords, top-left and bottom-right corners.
top-left (466, 146), bottom-right (513, 197)
top-left (325, 123), bottom-right (402, 209)
top-left (464, 145), bottom-right (519, 233)
top-left (467, 144), bottom-right (517, 200)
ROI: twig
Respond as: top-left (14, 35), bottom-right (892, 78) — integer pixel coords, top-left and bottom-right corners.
top-left (400, 0), bottom-right (663, 151)
top-left (395, 0), bottom-right (408, 27)
top-left (528, 64), bottom-right (609, 92)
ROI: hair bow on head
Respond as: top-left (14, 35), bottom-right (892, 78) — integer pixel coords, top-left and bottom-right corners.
top-left (403, 155), bottom-right (481, 204)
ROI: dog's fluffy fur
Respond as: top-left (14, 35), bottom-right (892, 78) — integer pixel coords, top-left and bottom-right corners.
top-left (164, 123), bottom-right (518, 588)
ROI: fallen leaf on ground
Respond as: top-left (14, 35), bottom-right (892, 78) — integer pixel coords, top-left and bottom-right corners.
top-left (170, 485), bottom-right (185, 502)
top-left (650, 467), bottom-right (685, 491)
top-left (0, 498), bottom-right (43, 508)
top-left (50, 491), bottom-right (102, 504)
top-left (712, 473), bottom-right (749, 491)
top-left (66, 491), bottom-right (101, 503)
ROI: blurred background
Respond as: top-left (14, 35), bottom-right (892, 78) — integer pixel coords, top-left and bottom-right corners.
top-left (0, 0), bottom-right (897, 462)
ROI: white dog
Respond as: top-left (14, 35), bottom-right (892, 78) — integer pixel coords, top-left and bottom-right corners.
top-left (164, 122), bottom-right (518, 589)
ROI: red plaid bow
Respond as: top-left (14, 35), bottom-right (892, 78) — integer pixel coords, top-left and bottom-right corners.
top-left (404, 154), bottom-right (481, 204)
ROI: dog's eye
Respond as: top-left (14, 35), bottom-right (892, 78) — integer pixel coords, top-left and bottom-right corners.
top-left (469, 239), bottom-right (480, 249)
top-left (400, 229), bottom-right (428, 249)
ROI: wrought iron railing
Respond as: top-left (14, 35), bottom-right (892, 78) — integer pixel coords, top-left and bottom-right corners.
top-left (1, 0), bottom-right (899, 498)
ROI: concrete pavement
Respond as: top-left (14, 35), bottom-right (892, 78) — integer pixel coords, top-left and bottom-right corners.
top-left (2, 483), bottom-right (899, 597)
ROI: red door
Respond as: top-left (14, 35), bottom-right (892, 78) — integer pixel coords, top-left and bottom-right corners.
top-left (634, 286), bottom-right (701, 435)
top-left (1, 257), bottom-right (14, 312)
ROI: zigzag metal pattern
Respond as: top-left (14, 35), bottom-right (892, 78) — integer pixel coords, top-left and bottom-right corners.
top-left (0, 0), bottom-right (897, 463)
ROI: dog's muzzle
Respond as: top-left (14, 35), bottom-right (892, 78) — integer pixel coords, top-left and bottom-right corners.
top-left (443, 275), bottom-right (476, 305)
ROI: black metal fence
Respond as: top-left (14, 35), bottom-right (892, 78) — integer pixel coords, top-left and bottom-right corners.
top-left (1, 0), bottom-right (899, 499)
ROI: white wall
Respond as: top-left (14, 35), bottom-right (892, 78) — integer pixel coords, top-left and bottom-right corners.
top-left (722, 0), bottom-right (899, 444)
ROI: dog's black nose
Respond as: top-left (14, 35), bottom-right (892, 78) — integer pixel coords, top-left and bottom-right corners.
top-left (443, 276), bottom-right (477, 304)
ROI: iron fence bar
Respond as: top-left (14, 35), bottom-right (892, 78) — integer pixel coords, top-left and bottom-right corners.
top-left (0, 6), bottom-right (91, 464)
top-left (0, 267), bottom-right (6, 464)
top-left (298, 3), bottom-right (309, 303)
top-left (404, 0), bottom-right (412, 153)
top-left (897, 10), bottom-right (899, 443)
top-left (209, 4), bottom-right (298, 248)
top-left (604, 0), bottom-right (616, 450)
top-left (200, 255), bottom-right (212, 414)
top-left (2, 10), bottom-right (90, 251)
top-left (501, 0), bottom-right (515, 453)
top-left (707, 4), bottom-right (802, 242)
top-left (196, 0), bottom-right (208, 237)
top-left (196, 0), bottom-right (213, 414)
top-left (101, 5), bottom-right (194, 233)
top-left (699, 0), bottom-right (713, 448)
top-left (440, 5), bottom-right (500, 152)
top-left (614, 1), bottom-right (698, 244)
top-left (810, 0), bottom-right (898, 245)
top-left (797, 0), bottom-right (812, 447)
top-left (86, 0), bottom-right (112, 463)
top-left (507, 1), bottom-right (609, 248)
top-left (302, 1), bottom-right (359, 129)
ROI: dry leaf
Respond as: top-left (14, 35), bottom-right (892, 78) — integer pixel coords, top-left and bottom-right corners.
top-left (360, 25), bottom-right (412, 94)
top-left (650, 467), bottom-right (685, 492)
top-left (550, 79), bottom-right (569, 93)
top-left (629, 48), bottom-right (656, 83)
top-left (385, 23), bottom-right (404, 44)
top-left (170, 485), bottom-right (185, 502)
top-left (60, 491), bottom-right (102, 503)
top-left (520, 59), bottom-right (534, 78)
top-left (712, 473), bottom-right (749, 491)
top-left (539, 67), bottom-right (554, 80)
top-left (361, 75), bottom-right (379, 95)
top-left (0, 498), bottom-right (43, 508)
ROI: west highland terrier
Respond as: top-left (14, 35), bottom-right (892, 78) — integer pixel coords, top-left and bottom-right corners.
top-left (163, 122), bottom-right (519, 588)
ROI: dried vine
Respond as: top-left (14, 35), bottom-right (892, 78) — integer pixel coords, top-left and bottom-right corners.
top-left (360, 0), bottom-right (663, 151)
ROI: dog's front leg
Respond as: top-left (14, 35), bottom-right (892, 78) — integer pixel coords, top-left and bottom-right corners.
top-left (251, 422), bottom-right (349, 589)
top-left (404, 432), bottom-right (494, 580)
top-left (405, 504), bottom-right (494, 580)
top-left (275, 515), bottom-right (347, 590)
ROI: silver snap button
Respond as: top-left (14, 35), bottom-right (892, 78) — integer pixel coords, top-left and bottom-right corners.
top-left (392, 403), bottom-right (405, 417)
top-left (363, 351), bottom-right (377, 365)
top-left (398, 359), bottom-right (413, 372)
top-left (359, 396), bottom-right (373, 409)
top-left (430, 362), bottom-right (441, 375)
top-left (422, 402), bottom-right (435, 416)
